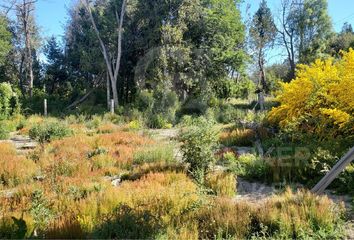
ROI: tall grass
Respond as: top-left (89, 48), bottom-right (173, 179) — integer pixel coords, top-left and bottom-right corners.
top-left (0, 143), bottom-right (38, 187)
top-left (0, 123), bottom-right (345, 239)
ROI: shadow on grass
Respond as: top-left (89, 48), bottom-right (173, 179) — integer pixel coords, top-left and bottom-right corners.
top-left (92, 204), bottom-right (161, 239)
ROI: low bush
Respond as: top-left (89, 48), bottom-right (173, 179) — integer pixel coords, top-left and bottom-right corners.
top-left (133, 145), bottom-right (175, 165)
top-left (213, 102), bottom-right (247, 124)
top-left (135, 90), bottom-right (154, 112)
top-left (85, 115), bottom-right (102, 129)
top-left (197, 198), bottom-right (252, 239)
top-left (147, 113), bottom-right (171, 129)
top-left (102, 113), bottom-right (124, 125)
top-left (92, 204), bottom-right (161, 239)
top-left (258, 189), bottom-right (345, 239)
top-left (197, 189), bottom-right (344, 239)
top-left (96, 123), bottom-right (120, 134)
top-left (0, 83), bottom-right (20, 119)
top-left (0, 117), bottom-right (25, 139)
top-left (205, 171), bottom-right (236, 197)
top-left (29, 121), bottom-right (73, 143)
top-left (0, 143), bottom-right (38, 187)
top-left (179, 117), bottom-right (219, 179)
top-left (0, 124), bottom-right (10, 139)
top-left (127, 120), bottom-right (143, 130)
top-left (226, 153), bottom-right (270, 181)
top-left (220, 128), bottom-right (256, 147)
top-left (177, 115), bottom-right (194, 127)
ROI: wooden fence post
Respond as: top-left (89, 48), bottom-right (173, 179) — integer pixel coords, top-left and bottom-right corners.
top-left (44, 99), bottom-right (47, 117)
top-left (110, 99), bottom-right (114, 114)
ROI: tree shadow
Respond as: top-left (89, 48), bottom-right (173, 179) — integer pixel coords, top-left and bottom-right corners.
top-left (92, 204), bottom-right (161, 239)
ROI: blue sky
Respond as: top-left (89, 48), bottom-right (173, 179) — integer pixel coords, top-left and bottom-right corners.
top-left (36, 0), bottom-right (354, 40)
top-left (36, 0), bottom-right (74, 41)
top-left (35, 0), bottom-right (354, 64)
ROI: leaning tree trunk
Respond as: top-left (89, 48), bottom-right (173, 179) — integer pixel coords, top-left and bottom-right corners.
top-left (82, 0), bottom-right (126, 110)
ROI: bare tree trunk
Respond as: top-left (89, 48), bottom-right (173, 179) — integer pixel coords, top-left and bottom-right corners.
top-left (258, 48), bottom-right (268, 93)
top-left (277, 0), bottom-right (297, 81)
top-left (27, 39), bottom-right (34, 97)
top-left (106, 71), bottom-right (110, 110)
top-left (82, 0), bottom-right (127, 109)
top-left (18, 0), bottom-right (36, 97)
top-left (19, 53), bottom-right (25, 96)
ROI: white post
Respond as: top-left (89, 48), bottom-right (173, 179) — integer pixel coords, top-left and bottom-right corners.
top-left (110, 99), bottom-right (114, 114)
top-left (44, 99), bottom-right (47, 117)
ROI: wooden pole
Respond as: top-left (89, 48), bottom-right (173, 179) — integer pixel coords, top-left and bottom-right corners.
top-left (110, 99), bottom-right (114, 114)
top-left (44, 99), bottom-right (47, 117)
top-left (311, 147), bottom-right (354, 194)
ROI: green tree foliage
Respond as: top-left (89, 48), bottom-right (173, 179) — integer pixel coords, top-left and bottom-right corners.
top-left (200, 0), bottom-right (246, 94)
top-left (277, 0), bottom-right (333, 79)
top-left (179, 117), bottom-right (219, 181)
top-left (295, 0), bottom-right (333, 64)
top-left (0, 82), bottom-right (20, 119)
top-left (65, 3), bottom-right (105, 90)
top-left (0, 15), bottom-right (12, 66)
top-left (249, 0), bottom-right (276, 93)
top-left (43, 37), bottom-right (69, 95)
top-left (64, 0), bottom-right (247, 106)
top-left (0, 82), bottom-right (13, 118)
top-left (327, 22), bottom-right (354, 57)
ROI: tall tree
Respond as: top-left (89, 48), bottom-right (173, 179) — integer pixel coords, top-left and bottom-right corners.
top-left (43, 37), bottom-right (67, 94)
top-left (81, 0), bottom-right (127, 108)
top-left (327, 22), bottom-right (354, 57)
top-left (0, 15), bottom-right (12, 66)
top-left (65, 0), bottom-right (246, 106)
top-left (249, 0), bottom-right (276, 94)
top-left (276, 0), bottom-right (332, 80)
top-left (16, 0), bottom-right (38, 97)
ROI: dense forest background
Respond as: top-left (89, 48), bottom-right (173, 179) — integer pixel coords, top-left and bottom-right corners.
top-left (0, 0), bottom-right (351, 118)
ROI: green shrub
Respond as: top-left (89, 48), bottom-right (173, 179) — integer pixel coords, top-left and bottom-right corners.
top-left (30, 189), bottom-right (54, 234)
top-left (64, 114), bottom-right (88, 124)
top-left (127, 120), bottom-right (143, 130)
top-left (102, 113), bottom-right (124, 125)
top-left (147, 114), bottom-right (170, 129)
top-left (220, 128), bottom-right (256, 147)
top-left (0, 118), bottom-right (23, 140)
top-left (179, 97), bottom-right (208, 116)
top-left (124, 108), bottom-right (143, 122)
top-left (205, 171), bottom-right (236, 197)
top-left (226, 153), bottom-right (270, 181)
top-left (0, 82), bottom-right (14, 119)
top-left (86, 115), bottom-right (102, 129)
top-left (87, 147), bottom-right (108, 159)
top-left (29, 121), bottom-right (73, 143)
top-left (215, 103), bottom-right (237, 123)
top-left (136, 90), bottom-right (154, 112)
top-left (178, 115), bottom-right (194, 127)
top-left (133, 145), bottom-right (175, 165)
top-left (0, 124), bottom-right (10, 139)
top-left (179, 117), bottom-right (219, 178)
top-left (92, 204), bottom-right (161, 239)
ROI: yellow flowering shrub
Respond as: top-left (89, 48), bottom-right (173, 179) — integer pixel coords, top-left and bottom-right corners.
top-left (269, 49), bottom-right (354, 135)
